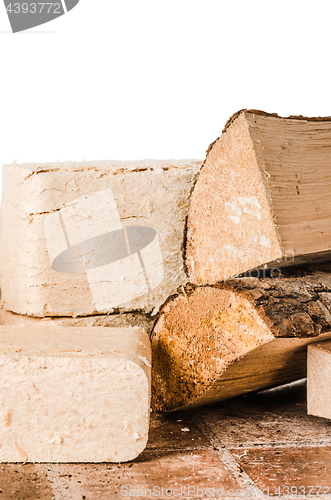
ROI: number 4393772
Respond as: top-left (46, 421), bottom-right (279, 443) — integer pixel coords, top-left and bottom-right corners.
top-left (6, 3), bottom-right (61, 14)
top-left (274, 485), bottom-right (329, 496)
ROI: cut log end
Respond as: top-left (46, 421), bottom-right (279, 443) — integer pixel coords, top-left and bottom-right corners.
top-left (152, 286), bottom-right (274, 412)
top-left (152, 272), bottom-right (331, 412)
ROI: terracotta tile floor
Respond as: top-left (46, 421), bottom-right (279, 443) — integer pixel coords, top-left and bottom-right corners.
top-left (1, 379), bottom-right (331, 499)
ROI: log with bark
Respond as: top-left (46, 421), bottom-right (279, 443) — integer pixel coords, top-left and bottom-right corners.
top-left (185, 110), bottom-right (331, 284)
top-left (151, 267), bottom-right (331, 412)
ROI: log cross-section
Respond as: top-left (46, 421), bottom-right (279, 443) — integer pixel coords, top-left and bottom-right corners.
top-left (151, 270), bottom-right (331, 412)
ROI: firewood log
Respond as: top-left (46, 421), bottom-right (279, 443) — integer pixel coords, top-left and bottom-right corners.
top-left (152, 269), bottom-right (331, 411)
top-left (185, 110), bottom-right (331, 284)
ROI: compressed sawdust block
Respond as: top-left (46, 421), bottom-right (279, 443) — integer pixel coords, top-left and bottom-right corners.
top-left (0, 326), bottom-right (151, 463)
top-left (307, 341), bottom-right (331, 419)
top-left (185, 110), bottom-right (331, 284)
top-left (152, 270), bottom-right (331, 411)
top-left (1, 159), bottom-right (201, 317)
top-left (0, 304), bottom-right (155, 336)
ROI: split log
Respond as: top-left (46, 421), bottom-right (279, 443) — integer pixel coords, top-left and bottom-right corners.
top-left (0, 326), bottom-right (150, 462)
top-left (185, 110), bottom-right (331, 284)
top-left (151, 270), bottom-right (331, 411)
top-left (0, 159), bottom-right (201, 317)
top-left (307, 341), bottom-right (331, 419)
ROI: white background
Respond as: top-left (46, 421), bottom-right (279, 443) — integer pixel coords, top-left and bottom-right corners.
top-left (0, 1), bottom-right (331, 204)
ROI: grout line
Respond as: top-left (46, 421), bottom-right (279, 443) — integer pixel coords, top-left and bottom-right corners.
top-left (190, 411), bottom-right (262, 496)
top-left (217, 448), bottom-right (263, 498)
top-left (191, 411), bottom-right (331, 499)
top-left (44, 464), bottom-right (71, 500)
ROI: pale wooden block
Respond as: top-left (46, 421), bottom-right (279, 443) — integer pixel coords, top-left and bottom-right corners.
top-left (1, 159), bottom-right (201, 317)
top-left (0, 326), bottom-right (151, 462)
top-left (307, 341), bottom-right (331, 419)
top-left (186, 110), bottom-right (331, 284)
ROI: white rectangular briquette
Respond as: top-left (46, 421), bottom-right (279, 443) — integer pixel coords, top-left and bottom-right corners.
top-left (0, 326), bottom-right (151, 463)
top-left (0, 159), bottom-right (201, 317)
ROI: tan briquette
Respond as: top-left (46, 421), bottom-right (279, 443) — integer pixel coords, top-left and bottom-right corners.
top-left (0, 326), bottom-right (150, 462)
top-left (1, 159), bottom-right (201, 317)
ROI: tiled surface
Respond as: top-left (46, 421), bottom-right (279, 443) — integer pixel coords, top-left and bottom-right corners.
top-left (0, 464), bottom-right (53, 499)
top-left (195, 379), bottom-right (331, 448)
top-left (52, 450), bottom-right (245, 500)
top-left (146, 411), bottom-right (209, 450)
top-left (1, 380), bottom-right (331, 499)
top-left (231, 446), bottom-right (331, 495)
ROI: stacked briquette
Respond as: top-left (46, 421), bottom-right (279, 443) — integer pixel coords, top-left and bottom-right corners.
top-left (0, 158), bottom-right (202, 461)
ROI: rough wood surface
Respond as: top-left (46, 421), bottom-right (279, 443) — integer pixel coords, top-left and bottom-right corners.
top-left (1, 159), bottom-right (201, 317)
top-left (0, 303), bottom-right (156, 336)
top-left (185, 110), bottom-right (331, 284)
top-left (151, 269), bottom-right (331, 411)
top-left (307, 341), bottom-right (331, 419)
